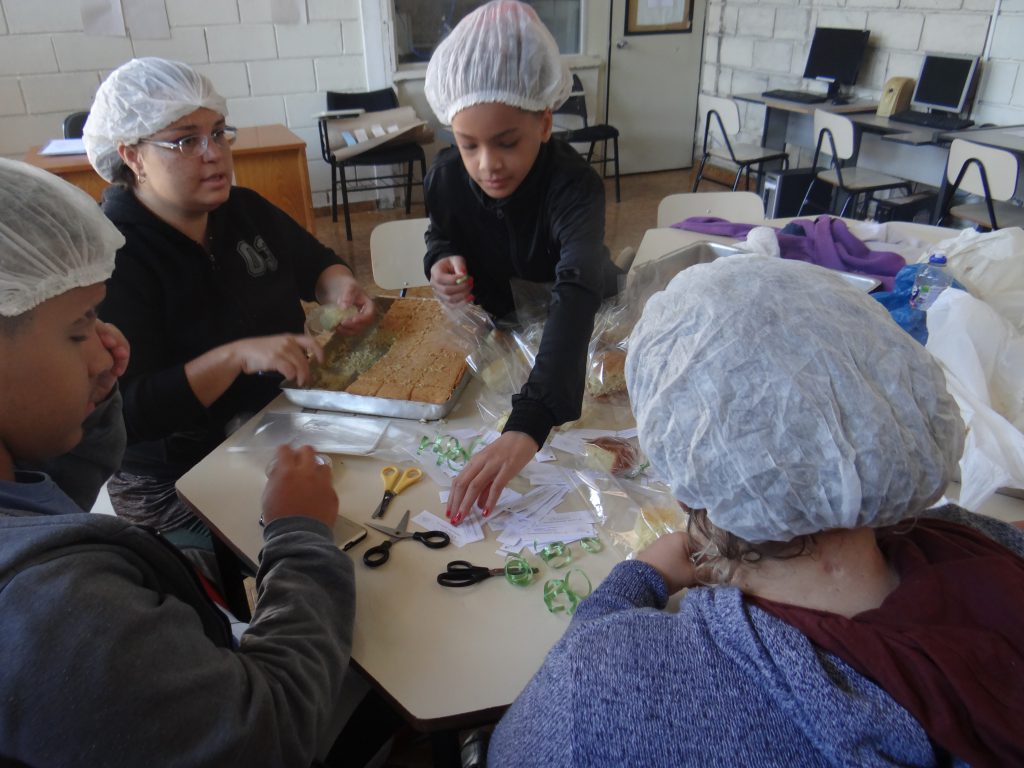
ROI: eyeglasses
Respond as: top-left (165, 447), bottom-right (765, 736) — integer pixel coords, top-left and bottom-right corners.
top-left (139, 126), bottom-right (238, 157)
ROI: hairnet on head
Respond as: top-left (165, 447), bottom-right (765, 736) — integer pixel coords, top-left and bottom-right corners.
top-left (424, 0), bottom-right (572, 125)
top-left (84, 57), bottom-right (228, 182)
top-left (0, 159), bottom-right (123, 317)
top-left (626, 256), bottom-right (965, 543)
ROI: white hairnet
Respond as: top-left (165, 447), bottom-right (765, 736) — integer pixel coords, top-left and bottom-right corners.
top-left (0, 159), bottom-right (123, 317)
top-left (626, 257), bottom-right (964, 543)
top-left (84, 57), bottom-right (228, 182)
top-left (424, 0), bottom-right (572, 125)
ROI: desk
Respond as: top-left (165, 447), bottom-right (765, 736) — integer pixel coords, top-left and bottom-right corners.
top-left (176, 378), bottom-right (622, 751)
top-left (849, 113), bottom-right (945, 146)
top-left (734, 94), bottom-right (956, 196)
top-left (734, 93), bottom-right (877, 158)
top-left (23, 124), bottom-right (317, 235)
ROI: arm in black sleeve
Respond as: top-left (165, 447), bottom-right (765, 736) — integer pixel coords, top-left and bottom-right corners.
top-left (423, 150), bottom-right (461, 278)
top-left (246, 191), bottom-right (349, 300)
top-left (101, 254), bottom-right (210, 443)
top-left (503, 169), bottom-right (610, 447)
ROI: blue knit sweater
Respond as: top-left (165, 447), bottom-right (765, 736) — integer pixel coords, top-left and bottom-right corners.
top-left (489, 507), bottom-right (1023, 766)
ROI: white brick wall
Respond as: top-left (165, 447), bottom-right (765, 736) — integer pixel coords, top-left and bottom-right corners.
top-left (703, 0), bottom-right (1024, 148)
top-left (0, 0), bottom-right (371, 205)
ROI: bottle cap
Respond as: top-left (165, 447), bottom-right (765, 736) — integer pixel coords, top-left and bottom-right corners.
top-left (928, 253), bottom-right (947, 265)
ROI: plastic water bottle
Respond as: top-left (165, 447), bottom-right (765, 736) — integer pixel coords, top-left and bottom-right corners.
top-left (910, 253), bottom-right (953, 311)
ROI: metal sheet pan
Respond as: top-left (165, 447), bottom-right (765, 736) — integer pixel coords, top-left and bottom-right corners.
top-left (281, 372), bottom-right (469, 421)
top-left (285, 296), bottom-right (470, 420)
top-left (641, 241), bottom-right (881, 291)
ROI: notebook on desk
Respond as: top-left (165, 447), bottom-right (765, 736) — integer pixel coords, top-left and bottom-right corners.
top-left (39, 138), bottom-right (86, 156)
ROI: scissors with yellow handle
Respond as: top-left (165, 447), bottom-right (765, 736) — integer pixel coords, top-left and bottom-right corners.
top-left (371, 465), bottom-right (423, 519)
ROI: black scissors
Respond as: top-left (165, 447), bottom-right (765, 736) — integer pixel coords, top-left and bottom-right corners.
top-left (436, 560), bottom-right (539, 587)
top-left (364, 510), bottom-right (450, 567)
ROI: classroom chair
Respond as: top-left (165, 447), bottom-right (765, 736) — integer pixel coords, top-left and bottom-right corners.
top-left (692, 95), bottom-right (789, 193)
top-left (63, 111), bottom-right (89, 139)
top-left (317, 88), bottom-right (428, 241)
top-left (553, 74), bottom-right (621, 202)
top-left (798, 110), bottom-right (912, 219)
top-left (937, 138), bottom-right (1024, 230)
top-left (657, 191), bottom-right (766, 226)
top-left (369, 218), bottom-right (430, 296)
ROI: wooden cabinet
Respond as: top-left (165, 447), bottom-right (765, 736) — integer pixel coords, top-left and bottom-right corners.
top-left (24, 124), bottom-right (316, 235)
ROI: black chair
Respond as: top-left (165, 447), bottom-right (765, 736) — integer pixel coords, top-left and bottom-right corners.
top-left (553, 74), bottom-right (621, 202)
top-left (63, 111), bottom-right (89, 139)
top-left (317, 88), bottom-right (427, 241)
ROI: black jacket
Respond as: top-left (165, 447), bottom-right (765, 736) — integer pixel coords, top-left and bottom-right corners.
top-left (424, 139), bottom-right (620, 447)
top-left (100, 186), bottom-right (345, 478)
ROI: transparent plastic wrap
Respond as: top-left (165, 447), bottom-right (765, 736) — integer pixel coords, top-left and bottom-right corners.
top-left (584, 303), bottom-right (633, 408)
top-left (442, 299), bottom-right (546, 432)
top-left (569, 469), bottom-right (685, 559)
top-left (579, 433), bottom-right (647, 478)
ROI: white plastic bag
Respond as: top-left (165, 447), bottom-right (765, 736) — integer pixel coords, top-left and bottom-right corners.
top-left (933, 227), bottom-right (1024, 333)
top-left (925, 289), bottom-right (1024, 509)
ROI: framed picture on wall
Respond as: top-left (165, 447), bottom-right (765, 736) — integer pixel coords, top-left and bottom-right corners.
top-left (625, 0), bottom-right (692, 35)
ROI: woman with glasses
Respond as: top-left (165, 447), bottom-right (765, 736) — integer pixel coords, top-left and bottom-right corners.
top-left (83, 58), bottom-right (377, 575)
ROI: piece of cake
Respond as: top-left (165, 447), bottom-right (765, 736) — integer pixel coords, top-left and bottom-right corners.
top-left (587, 348), bottom-right (627, 398)
top-left (584, 436), bottom-right (639, 476)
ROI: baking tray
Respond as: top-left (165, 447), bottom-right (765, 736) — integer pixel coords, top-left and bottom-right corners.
top-left (282, 296), bottom-right (470, 421)
top-left (281, 373), bottom-right (469, 421)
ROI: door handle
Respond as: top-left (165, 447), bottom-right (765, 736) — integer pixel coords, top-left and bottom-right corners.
top-left (615, 39), bottom-right (629, 49)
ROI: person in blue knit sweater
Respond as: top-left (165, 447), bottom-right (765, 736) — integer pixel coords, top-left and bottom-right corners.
top-left (489, 256), bottom-right (1024, 766)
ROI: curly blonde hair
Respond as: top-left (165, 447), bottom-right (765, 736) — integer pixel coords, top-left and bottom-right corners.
top-left (685, 506), bottom-right (815, 585)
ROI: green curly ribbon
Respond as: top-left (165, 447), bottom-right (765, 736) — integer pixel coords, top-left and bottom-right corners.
top-left (543, 569), bottom-right (592, 616)
top-left (417, 434), bottom-right (474, 471)
top-left (503, 553), bottom-right (536, 586)
top-left (536, 540), bottom-right (572, 569)
top-left (580, 536), bottom-right (604, 554)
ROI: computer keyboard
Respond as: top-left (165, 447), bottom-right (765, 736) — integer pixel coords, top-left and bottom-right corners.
top-left (889, 110), bottom-right (974, 131)
top-left (761, 89), bottom-right (827, 104)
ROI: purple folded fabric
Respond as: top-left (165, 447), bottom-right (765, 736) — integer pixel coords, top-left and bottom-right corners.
top-left (672, 215), bottom-right (905, 291)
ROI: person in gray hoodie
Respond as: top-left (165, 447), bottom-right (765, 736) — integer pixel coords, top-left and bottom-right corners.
top-left (0, 157), bottom-right (356, 767)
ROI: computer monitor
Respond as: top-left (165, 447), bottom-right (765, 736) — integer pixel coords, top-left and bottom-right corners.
top-left (803, 27), bottom-right (871, 101)
top-left (911, 53), bottom-right (979, 114)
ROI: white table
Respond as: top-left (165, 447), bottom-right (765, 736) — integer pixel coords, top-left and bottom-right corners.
top-left (177, 377), bottom-right (623, 754)
top-left (633, 217), bottom-right (960, 270)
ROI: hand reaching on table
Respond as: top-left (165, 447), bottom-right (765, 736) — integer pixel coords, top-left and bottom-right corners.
top-left (637, 530), bottom-right (699, 595)
top-left (446, 431), bottom-right (538, 525)
top-left (430, 256), bottom-right (473, 307)
top-left (261, 445), bottom-right (338, 529)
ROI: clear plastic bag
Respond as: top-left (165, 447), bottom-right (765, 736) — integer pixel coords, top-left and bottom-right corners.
top-left (580, 434), bottom-right (647, 478)
top-left (926, 289), bottom-right (1024, 509)
top-left (569, 469), bottom-right (684, 559)
top-left (227, 411), bottom-right (389, 455)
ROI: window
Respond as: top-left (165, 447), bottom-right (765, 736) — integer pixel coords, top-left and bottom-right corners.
top-left (393, 0), bottom-right (582, 65)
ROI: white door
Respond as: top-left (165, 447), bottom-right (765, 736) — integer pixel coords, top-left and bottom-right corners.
top-left (606, 0), bottom-right (706, 173)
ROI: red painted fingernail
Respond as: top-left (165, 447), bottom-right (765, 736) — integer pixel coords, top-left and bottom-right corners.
top-left (467, 295), bottom-right (475, 302)
top-left (445, 506), bottom-right (451, 518)
top-left (483, 507), bottom-right (491, 517)
top-left (453, 514), bottom-right (462, 525)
